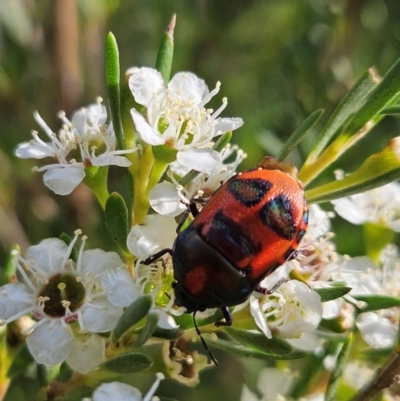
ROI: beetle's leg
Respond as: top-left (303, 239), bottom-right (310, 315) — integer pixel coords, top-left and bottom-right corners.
top-left (142, 248), bottom-right (173, 265)
top-left (215, 306), bottom-right (233, 327)
top-left (176, 197), bottom-right (210, 233)
top-left (176, 206), bottom-right (192, 233)
top-left (255, 277), bottom-right (289, 295)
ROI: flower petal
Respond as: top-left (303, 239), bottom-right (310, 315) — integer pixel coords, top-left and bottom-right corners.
top-left (66, 334), bottom-right (104, 374)
top-left (26, 321), bottom-right (73, 365)
top-left (15, 141), bottom-right (56, 159)
top-left (177, 148), bottom-right (220, 172)
top-left (0, 283), bottom-right (32, 320)
top-left (101, 268), bottom-right (139, 307)
top-left (213, 117), bottom-right (244, 135)
top-left (250, 296), bottom-right (272, 339)
top-left (91, 154), bottom-right (132, 167)
top-left (130, 109), bottom-right (165, 146)
top-left (169, 72), bottom-right (209, 104)
top-left (128, 67), bottom-right (165, 106)
top-left (127, 214), bottom-right (177, 259)
top-left (149, 181), bottom-right (186, 217)
top-left (27, 238), bottom-right (69, 274)
top-left (81, 249), bottom-right (124, 275)
top-left (81, 298), bottom-right (123, 333)
top-left (92, 382), bottom-right (142, 401)
top-left (42, 164), bottom-right (85, 195)
top-left (356, 312), bottom-right (395, 348)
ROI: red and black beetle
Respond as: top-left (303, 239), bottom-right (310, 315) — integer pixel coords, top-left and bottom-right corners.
top-left (144, 158), bottom-right (309, 326)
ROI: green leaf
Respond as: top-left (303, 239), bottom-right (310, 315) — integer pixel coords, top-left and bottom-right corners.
top-left (299, 59), bottom-right (400, 186)
top-left (1, 245), bottom-right (19, 285)
top-left (324, 333), bottom-right (353, 401)
top-left (363, 223), bottom-right (395, 263)
top-left (314, 286), bottom-right (352, 302)
top-left (209, 337), bottom-right (305, 360)
top-left (305, 137), bottom-right (400, 204)
top-left (151, 327), bottom-right (183, 340)
top-left (106, 32), bottom-right (125, 150)
top-left (213, 132), bottom-right (233, 152)
top-left (113, 295), bottom-right (153, 342)
top-left (36, 364), bottom-right (47, 387)
top-left (305, 69), bottom-right (378, 165)
top-left (276, 109), bottom-right (324, 161)
top-left (344, 58), bottom-right (400, 138)
top-left (224, 327), bottom-right (293, 356)
top-left (6, 343), bottom-right (34, 379)
top-left (100, 352), bottom-right (153, 373)
top-left (155, 14), bottom-right (175, 84)
top-left (83, 165), bottom-right (110, 208)
top-left (105, 192), bottom-right (130, 253)
top-left (58, 361), bottom-right (73, 383)
top-left (379, 105), bottom-right (400, 115)
top-left (353, 294), bottom-right (400, 313)
top-left (59, 233), bottom-right (77, 262)
top-left (132, 313), bottom-right (159, 348)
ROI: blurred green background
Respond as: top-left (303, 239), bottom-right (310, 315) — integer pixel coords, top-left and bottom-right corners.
top-left (1, 0), bottom-right (400, 399)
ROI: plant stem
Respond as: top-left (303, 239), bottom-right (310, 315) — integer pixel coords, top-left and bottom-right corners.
top-left (349, 350), bottom-right (400, 401)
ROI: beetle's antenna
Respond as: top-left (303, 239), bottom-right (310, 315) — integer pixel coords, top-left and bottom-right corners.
top-left (193, 312), bottom-right (219, 367)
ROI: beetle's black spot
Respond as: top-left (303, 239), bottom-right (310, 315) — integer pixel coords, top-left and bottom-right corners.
top-left (202, 210), bottom-right (261, 259)
top-left (260, 195), bottom-right (296, 240)
top-left (228, 178), bottom-right (272, 207)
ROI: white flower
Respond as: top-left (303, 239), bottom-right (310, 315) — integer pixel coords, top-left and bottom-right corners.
top-left (332, 181), bottom-right (400, 230)
top-left (0, 230), bottom-right (126, 371)
top-left (331, 245), bottom-right (400, 348)
top-left (15, 98), bottom-right (136, 195)
top-left (128, 67), bottom-right (243, 172)
top-left (127, 214), bottom-right (177, 260)
top-left (149, 144), bottom-right (246, 217)
top-left (241, 368), bottom-right (293, 401)
top-left (89, 372), bottom-right (165, 401)
top-left (250, 275), bottom-right (322, 339)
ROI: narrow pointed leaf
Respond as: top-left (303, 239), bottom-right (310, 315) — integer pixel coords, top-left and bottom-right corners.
top-left (305, 69), bottom-right (378, 165)
top-left (276, 109), bottom-right (324, 161)
top-left (132, 313), bottom-right (159, 347)
top-left (300, 59), bottom-right (400, 186)
top-left (156, 14), bottom-right (175, 84)
top-left (305, 137), bottom-right (400, 204)
top-left (106, 32), bottom-right (125, 150)
top-left (105, 192), bottom-right (130, 253)
top-left (208, 338), bottom-right (304, 360)
top-left (353, 294), bottom-right (400, 313)
top-left (1, 245), bottom-right (19, 285)
top-left (324, 334), bottom-right (353, 401)
top-left (152, 327), bottom-right (183, 340)
top-left (100, 352), bottom-right (153, 373)
top-left (224, 327), bottom-right (292, 356)
top-left (113, 295), bottom-right (153, 342)
top-left (380, 105), bottom-right (400, 115)
top-left (83, 166), bottom-right (109, 208)
top-left (6, 343), bottom-right (34, 378)
top-left (59, 361), bottom-right (73, 383)
top-left (314, 286), bottom-right (352, 302)
top-left (343, 57), bottom-right (400, 138)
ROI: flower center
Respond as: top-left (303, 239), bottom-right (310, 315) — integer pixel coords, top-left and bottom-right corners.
top-left (38, 273), bottom-right (85, 317)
